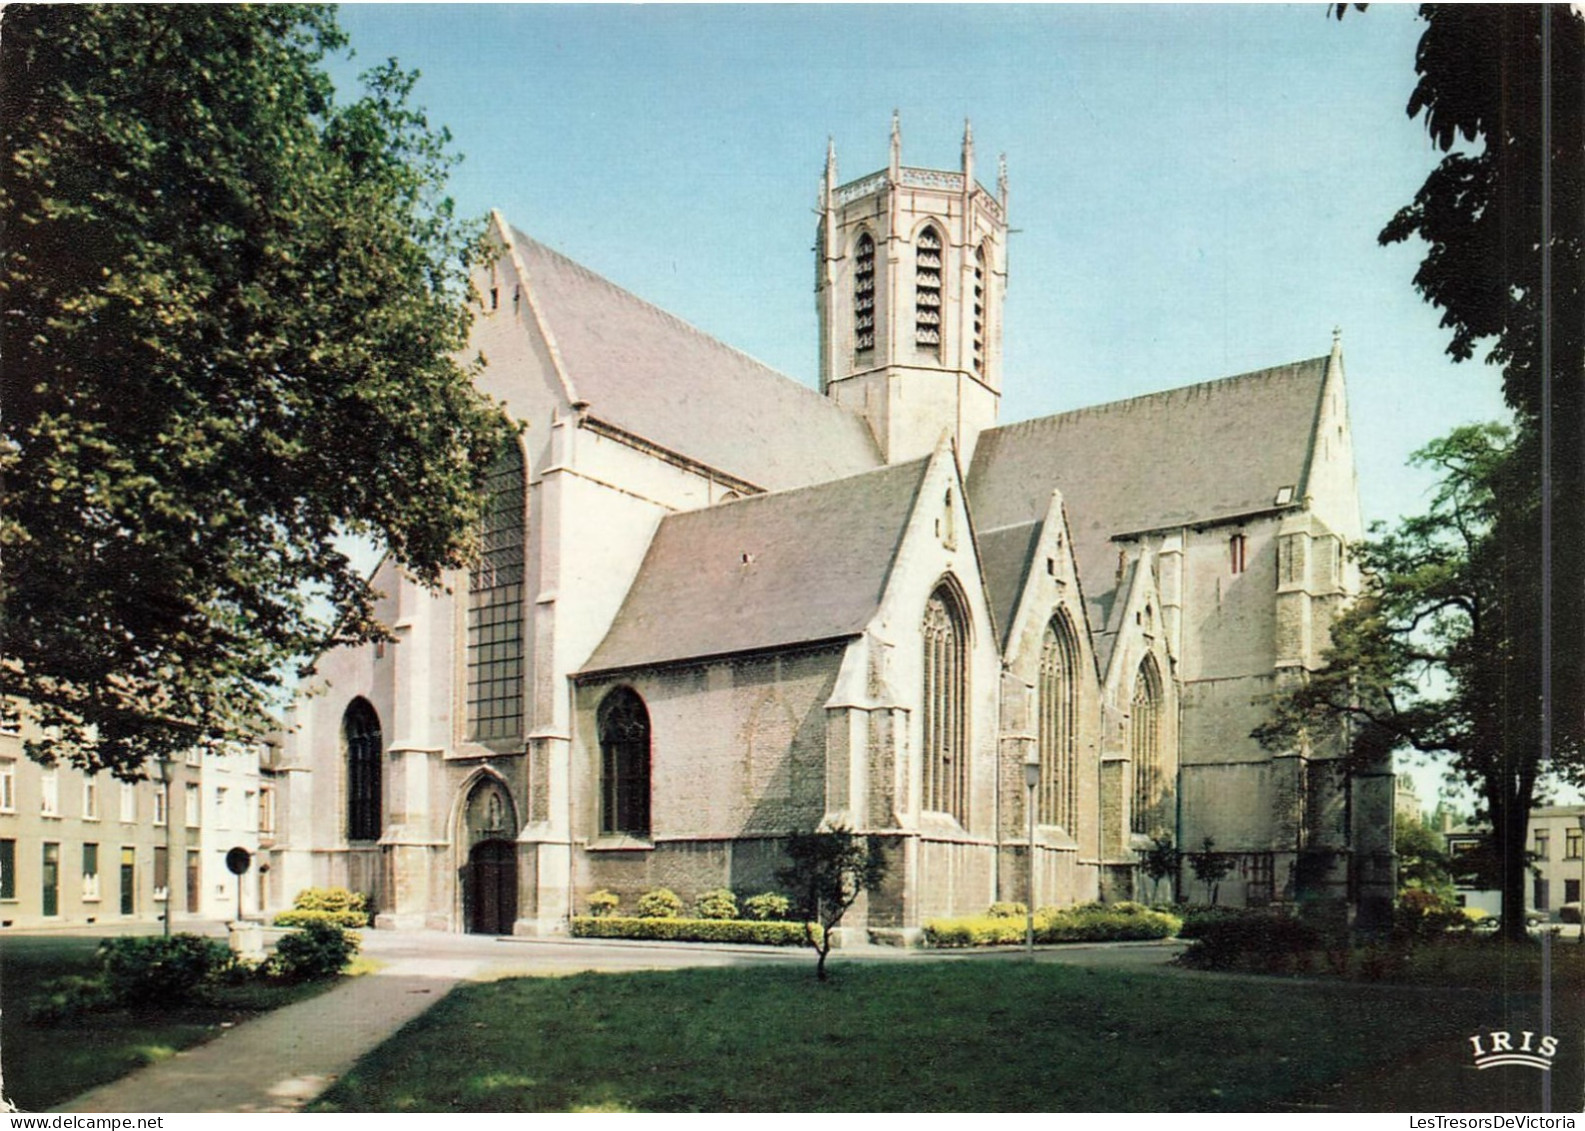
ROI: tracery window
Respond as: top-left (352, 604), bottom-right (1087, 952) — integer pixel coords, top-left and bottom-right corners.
top-left (344, 698), bottom-right (383, 842)
top-left (922, 583), bottom-right (969, 823)
top-left (915, 226), bottom-right (944, 355)
top-left (1130, 656), bottom-right (1162, 835)
top-left (1038, 614), bottom-right (1079, 831)
top-left (598, 688), bottom-right (651, 837)
top-left (853, 233), bottom-right (876, 353)
top-left (468, 440), bottom-right (526, 744)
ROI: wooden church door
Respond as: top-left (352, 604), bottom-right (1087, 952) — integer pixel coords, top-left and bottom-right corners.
top-left (467, 839), bottom-right (517, 935)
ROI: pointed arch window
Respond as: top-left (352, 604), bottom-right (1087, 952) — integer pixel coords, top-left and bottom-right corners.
top-left (1038, 614), bottom-right (1079, 831)
top-left (468, 440), bottom-right (526, 745)
top-left (1130, 656), bottom-right (1163, 836)
top-left (598, 688), bottom-right (651, 837)
top-left (915, 226), bottom-right (944, 355)
top-left (922, 583), bottom-right (969, 823)
top-left (972, 243), bottom-right (988, 376)
top-left (344, 699), bottom-right (383, 842)
top-left (853, 232), bottom-right (876, 353)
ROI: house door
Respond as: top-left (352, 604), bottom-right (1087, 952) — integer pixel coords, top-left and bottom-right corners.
top-left (467, 839), bottom-right (517, 935)
top-left (42, 843), bottom-right (59, 917)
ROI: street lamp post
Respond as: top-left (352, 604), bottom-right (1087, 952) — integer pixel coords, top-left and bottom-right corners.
top-left (156, 755), bottom-right (173, 938)
top-left (1024, 753), bottom-right (1041, 958)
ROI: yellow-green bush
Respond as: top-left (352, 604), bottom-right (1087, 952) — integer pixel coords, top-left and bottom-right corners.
top-left (273, 908), bottom-right (369, 929)
top-left (569, 916), bottom-right (820, 947)
top-left (924, 902), bottom-right (1181, 948)
top-left (274, 887), bottom-right (369, 928)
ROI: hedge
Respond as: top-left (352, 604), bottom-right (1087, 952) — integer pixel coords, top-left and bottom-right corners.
top-left (570, 915), bottom-right (821, 947)
top-left (924, 903), bottom-right (1181, 948)
top-left (273, 908), bottom-right (370, 930)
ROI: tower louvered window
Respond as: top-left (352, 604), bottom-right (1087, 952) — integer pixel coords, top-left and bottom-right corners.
top-left (1130, 656), bottom-right (1162, 835)
top-left (922, 584), bottom-right (968, 823)
top-left (1038, 614), bottom-right (1079, 831)
top-left (468, 441), bottom-right (526, 744)
top-left (915, 226), bottom-right (943, 355)
top-left (973, 244), bottom-right (987, 376)
top-left (853, 233), bottom-right (876, 353)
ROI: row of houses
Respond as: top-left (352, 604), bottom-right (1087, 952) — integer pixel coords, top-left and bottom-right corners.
top-left (0, 708), bottom-right (285, 929)
top-left (1445, 805), bottom-right (1585, 921)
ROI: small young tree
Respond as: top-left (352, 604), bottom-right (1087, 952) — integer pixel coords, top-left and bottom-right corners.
top-left (776, 825), bottom-right (887, 981)
top-left (1139, 834), bottom-right (1182, 905)
top-left (1187, 837), bottom-right (1235, 906)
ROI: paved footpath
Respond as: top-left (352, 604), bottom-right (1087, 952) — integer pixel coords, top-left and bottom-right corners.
top-left (48, 930), bottom-right (1185, 1113)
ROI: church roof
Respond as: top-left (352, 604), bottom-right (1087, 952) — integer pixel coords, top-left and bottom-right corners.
top-left (581, 457), bottom-right (931, 675)
top-left (974, 520), bottom-right (1044, 651)
top-left (511, 229), bottom-right (882, 491)
top-left (967, 356), bottom-right (1330, 647)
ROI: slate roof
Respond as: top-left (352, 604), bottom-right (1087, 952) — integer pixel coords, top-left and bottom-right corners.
top-left (581, 458), bottom-right (931, 675)
top-left (512, 229), bottom-right (882, 491)
top-left (967, 357), bottom-right (1329, 671)
top-left (974, 520), bottom-right (1044, 651)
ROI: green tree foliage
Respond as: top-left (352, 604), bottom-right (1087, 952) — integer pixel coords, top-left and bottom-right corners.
top-left (1394, 815), bottom-right (1455, 900)
top-left (0, 6), bottom-right (513, 775)
top-left (1377, 6), bottom-right (1585, 770)
top-left (1139, 834), bottom-right (1181, 905)
top-left (776, 826), bottom-right (887, 981)
top-left (1186, 838), bottom-right (1235, 906)
top-left (1255, 425), bottom-right (1546, 938)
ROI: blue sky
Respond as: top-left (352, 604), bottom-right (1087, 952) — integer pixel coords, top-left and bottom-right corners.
top-left (327, 4), bottom-right (1522, 806)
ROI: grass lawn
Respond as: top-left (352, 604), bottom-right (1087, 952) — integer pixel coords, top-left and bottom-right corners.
top-left (0, 935), bottom-right (353, 1111)
top-left (312, 957), bottom-right (1584, 1112)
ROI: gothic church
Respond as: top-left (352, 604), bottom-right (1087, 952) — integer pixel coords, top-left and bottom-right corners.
top-left (279, 122), bottom-right (1396, 938)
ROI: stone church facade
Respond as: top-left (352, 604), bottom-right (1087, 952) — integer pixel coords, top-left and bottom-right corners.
top-left (277, 123), bottom-right (1395, 939)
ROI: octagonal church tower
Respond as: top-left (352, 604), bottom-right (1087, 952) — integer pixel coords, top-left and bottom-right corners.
top-left (817, 115), bottom-right (1008, 466)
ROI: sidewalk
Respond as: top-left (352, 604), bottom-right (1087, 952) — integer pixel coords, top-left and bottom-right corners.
top-left (52, 952), bottom-right (487, 1114)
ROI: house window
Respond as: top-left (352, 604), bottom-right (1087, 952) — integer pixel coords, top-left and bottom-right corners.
top-left (922, 582), bottom-right (969, 824)
top-left (1130, 656), bottom-right (1163, 835)
top-left (40, 767), bottom-right (59, 817)
top-left (120, 781), bottom-right (136, 823)
top-left (1535, 875), bottom-right (1551, 911)
top-left (42, 843), bottom-right (59, 917)
top-left (153, 845), bottom-right (168, 903)
top-left (185, 783), bottom-right (200, 828)
top-left (344, 699), bottom-right (383, 842)
top-left (598, 687), bottom-right (651, 837)
top-left (186, 849), bottom-right (200, 914)
top-left (1567, 879), bottom-right (1582, 906)
top-left (467, 441), bottom-right (526, 745)
top-left (1535, 829), bottom-right (1551, 860)
top-left (914, 226), bottom-right (944, 355)
top-left (853, 232), bottom-right (876, 353)
top-left (121, 846), bottom-right (136, 914)
top-left (83, 775), bottom-right (100, 821)
top-left (82, 843), bottom-right (100, 902)
top-left (1229, 533), bottom-right (1248, 575)
top-left (1566, 827), bottom-right (1582, 860)
top-left (0, 840), bottom-right (14, 900)
top-left (154, 783), bottom-right (168, 827)
top-left (0, 759), bottom-right (14, 813)
top-left (259, 785), bottom-right (276, 835)
top-left (1038, 614), bottom-right (1080, 832)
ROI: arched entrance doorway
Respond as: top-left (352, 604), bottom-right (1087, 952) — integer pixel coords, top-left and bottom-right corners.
top-left (460, 776), bottom-right (518, 935)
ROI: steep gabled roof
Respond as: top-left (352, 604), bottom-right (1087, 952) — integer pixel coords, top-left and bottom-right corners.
top-left (967, 356), bottom-right (1329, 620)
top-left (581, 458), bottom-right (931, 675)
top-left (511, 229), bottom-right (881, 491)
top-left (975, 520), bottom-right (1043, 652)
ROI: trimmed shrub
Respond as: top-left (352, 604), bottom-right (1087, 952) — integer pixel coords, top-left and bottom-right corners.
top-left (98, 934), bottom-right (231, 1006)
top-left (277, 886), bottom-right (369, 928)
top-left (27, 974), bottom-right (114, 1025)
top-left (273, 908), bottom-right (369, 930)
top-left (987, 902), bottom-right (1027, 919)
top-left (587, 889), bottom-right (621, 918)
top-left (693, 888), bottom-right (739, 920)
top-left (1176, 912), bottom-right (1324, 972)
top-left (924, 902), bottom-right (1180, 948)
top-left (269, 920), bottom-right (361, 981)
top-left (1174, 904), bottom-right (1269, 940)
top-left (742, 892), bottom-right (791, 922)
top-left (635, 888), bottom-right (684, 919)
top-left (570, 916), bottom-right (819, 947)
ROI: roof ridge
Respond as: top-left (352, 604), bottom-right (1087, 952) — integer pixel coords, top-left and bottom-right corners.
top-left (989, 355), bottom-right (1331, 439)
top-left (664, 454), bottom-right (933, 520)
top-left (512, 228), bottom-right (852, 415)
